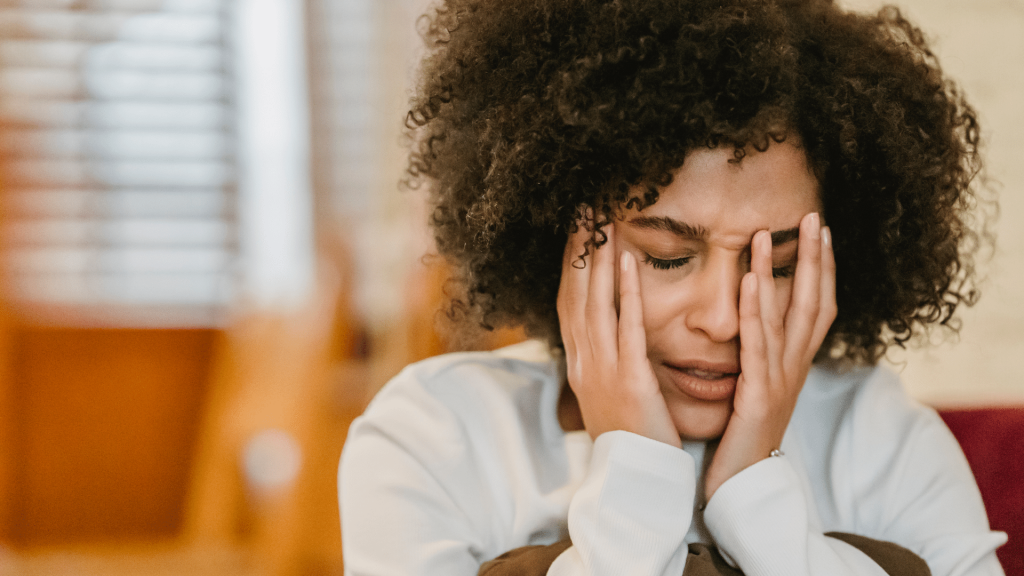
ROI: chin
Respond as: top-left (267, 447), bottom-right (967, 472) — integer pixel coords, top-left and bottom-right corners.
top-left (668, 400), bottom-right (733, 441)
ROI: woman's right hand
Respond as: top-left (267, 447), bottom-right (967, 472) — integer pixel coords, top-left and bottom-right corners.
top-left (556, 216), bottom-right (682, 449)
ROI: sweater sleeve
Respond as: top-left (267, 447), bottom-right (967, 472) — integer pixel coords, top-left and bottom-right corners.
top-left (340, 355), bottom-right (700, 576)
top-left (342, 421), bottom-right (698, 576)
top-left (703, 457), bottom-right (893, 576)
top-left (548, 430), bottom-right (697, 576)
top-left (339, 413), bottom-right (489, 576)
top-left (702, 367), bottom-right (1007, 576)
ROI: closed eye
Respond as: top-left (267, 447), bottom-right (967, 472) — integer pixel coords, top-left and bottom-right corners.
top-left (643, 254), bottom-right (691, 270)
top-left (772, 265), bottom-right (795, 279)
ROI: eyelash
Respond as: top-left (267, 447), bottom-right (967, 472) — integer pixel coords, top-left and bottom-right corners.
top-left (772, 266), bottom-right (795, 279)
top-left (644, 253), bottom-right (796, 279)
top-left (643, 254), bottom-right (690, 270)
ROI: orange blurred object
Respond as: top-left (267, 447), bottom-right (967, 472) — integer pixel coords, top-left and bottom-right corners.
top-left (0, 327), bottom-right (215, 545)
top-left (0, 252), bottom-right (363, 575)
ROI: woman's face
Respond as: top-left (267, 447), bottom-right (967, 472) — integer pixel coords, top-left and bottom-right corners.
top-left (615, 141), bottom-right (822, 440)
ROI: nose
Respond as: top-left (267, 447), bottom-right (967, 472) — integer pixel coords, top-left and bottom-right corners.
top-left (685, 258), bottom-right (741, 343)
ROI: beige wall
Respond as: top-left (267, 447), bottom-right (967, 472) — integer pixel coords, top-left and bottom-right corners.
top-left (840, 0), bottom-right (1024, 406)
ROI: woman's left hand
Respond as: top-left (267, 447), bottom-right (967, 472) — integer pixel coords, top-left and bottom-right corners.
top-left (704, 212), bottom-right (837, 501)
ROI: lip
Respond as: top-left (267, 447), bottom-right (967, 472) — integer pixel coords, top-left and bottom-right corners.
top-left (661, 360), bottom-right (739, 402)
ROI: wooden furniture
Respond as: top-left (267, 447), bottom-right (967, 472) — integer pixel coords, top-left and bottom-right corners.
top-left (0, 254), bottom-right (363, 575)
top-left (0, 326), bottom-right (216, 546)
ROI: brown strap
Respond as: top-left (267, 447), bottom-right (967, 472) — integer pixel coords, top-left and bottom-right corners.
top-left (826, 532), bottom-right (932, 576)
top-left (477, 539), bottom-right (572, 576)
top-left (478, 533), bottom-right (929, 576)
top-left (683, 543), bottom-right (744, 576)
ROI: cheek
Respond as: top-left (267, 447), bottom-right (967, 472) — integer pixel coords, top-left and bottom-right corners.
top-left (637, 267), bottom-right (692, 333)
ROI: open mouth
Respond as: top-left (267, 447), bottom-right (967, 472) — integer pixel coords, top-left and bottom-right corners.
top-left (662, 362), bottom-right (739, 402)
top-left (678, 367), bottom-right (737, 380)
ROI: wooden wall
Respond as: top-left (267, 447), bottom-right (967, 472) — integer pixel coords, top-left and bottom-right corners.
top-left (0, 327), bottom-right (216, 546)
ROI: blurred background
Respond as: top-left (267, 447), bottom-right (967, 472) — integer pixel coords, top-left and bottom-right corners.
top-left (0, 0), bottom-right (1019, 575)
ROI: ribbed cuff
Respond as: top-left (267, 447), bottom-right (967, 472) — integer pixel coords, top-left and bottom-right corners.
top-left (704, 456), bottom-right (809, 576)
top-left (557, 431), bottom-right (695, 576)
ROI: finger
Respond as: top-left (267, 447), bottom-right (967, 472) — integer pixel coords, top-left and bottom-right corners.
top-left (738, 271), bottom-right (768, 383)
top-left (784, 213), bottom-right (822, 367)
top-left (557, 208), bottom-right (593, 354)
top-left (617, 250), bottom-right (648, 370)
top-left (586, 222), bottom-right (619, 358)
top-left (809, 225), bottom-right (837, 355)
top-left (752, 230), bottom-right (784, 381)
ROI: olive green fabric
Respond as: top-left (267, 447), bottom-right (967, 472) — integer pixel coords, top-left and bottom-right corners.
top-left (682, 543), bottom-right (745, 576)
top-left (478, 540), bottom-right (573, 575)
top-left (477, 533), bottom-right (930, 576)
top-left (826, 532), bottom-right (932, 576)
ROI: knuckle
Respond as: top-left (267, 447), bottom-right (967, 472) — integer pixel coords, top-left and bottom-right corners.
top-left (742, 339), bottom-right (767, 358)
top-left (821, 298), bottom-right (838, 320)
top-left (740, 327), bottom-right (766, 352)
top-left (795, 299), bottom-right (819, 320)
top-left (557, 292), bottom-right (572, 312)
top-left (824, 303), bottom-right (838, 323)
top-left (558, 325), bottom-right (573, 345)
top-left (739, 310), bottom-right (761, 332)
top-left (566, 369), bottom-right (583, 390)
top-left (746, 400), bottom-right (772, 421)
top-left (556, 299), bottom-right (574, 323)
top-left (739, 299), bottom-right (758, 319)
top-left (742, 320), bottom-right (762, 339)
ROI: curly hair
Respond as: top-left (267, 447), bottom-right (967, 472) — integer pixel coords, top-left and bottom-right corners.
top-left (406, 0), bottom-right (989, 365)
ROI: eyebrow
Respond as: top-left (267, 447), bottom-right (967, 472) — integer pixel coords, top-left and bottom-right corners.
top-left (769, 227), bottom-right (800, 245)
top-left (627, 216), bottom-right (708, 239)
top-left (626, 215), bottom-right (800, 245)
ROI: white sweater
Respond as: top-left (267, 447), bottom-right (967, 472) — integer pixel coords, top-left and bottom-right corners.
top-left (339, 340), bottom-right (1006, 576)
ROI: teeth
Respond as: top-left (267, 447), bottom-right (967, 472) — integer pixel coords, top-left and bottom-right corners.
top-left (688, 369), bottom-right (725, 379)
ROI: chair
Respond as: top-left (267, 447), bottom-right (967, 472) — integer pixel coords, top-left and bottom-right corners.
top-left (940, 407), bottom-right (1024, 576)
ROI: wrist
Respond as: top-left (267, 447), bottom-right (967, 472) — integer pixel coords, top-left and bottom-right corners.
top-left (704, 426), bottom-right (785, 500)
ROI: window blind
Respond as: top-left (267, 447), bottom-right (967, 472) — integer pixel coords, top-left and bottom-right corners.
top-left (0, 0), bottom-right (235, 326)
top-left (305, 0), bottom-right (431, 330)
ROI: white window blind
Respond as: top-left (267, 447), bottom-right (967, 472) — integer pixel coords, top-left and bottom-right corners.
top-left (0, 0), bottom-right (235, 327)
top-left (307, 0), bottom-right (377, 218)
top-left (305, 0), bottom-right (431, 329)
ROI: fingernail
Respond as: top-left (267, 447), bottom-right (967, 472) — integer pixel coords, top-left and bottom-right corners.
top-left (743, 272), bottom-right (757, 295)
top-left (822, 226), bottom-right (831, 248)
top-left (809, 213), bottom-right (820, 239)
top-left (621, 251), bottom-right (632, 271)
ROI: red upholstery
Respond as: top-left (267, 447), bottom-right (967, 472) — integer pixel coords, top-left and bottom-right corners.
top-left (939, 408), bottom-right (1024, 576)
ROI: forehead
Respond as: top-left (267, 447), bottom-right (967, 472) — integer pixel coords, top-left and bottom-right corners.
top-left (634, 142), bottom-right (821, 237)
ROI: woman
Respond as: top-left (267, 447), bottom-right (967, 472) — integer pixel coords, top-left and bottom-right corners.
top-left (339, 0), bottom-right (1007, 574)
